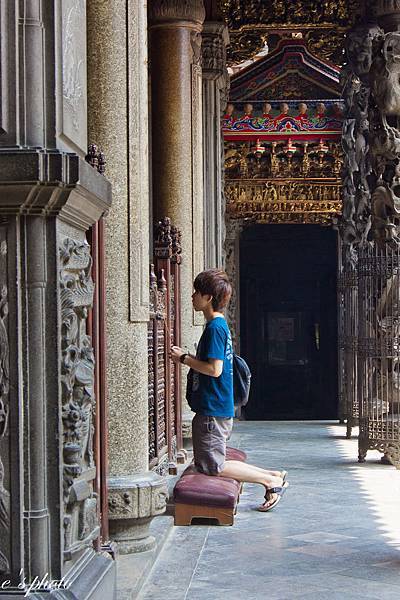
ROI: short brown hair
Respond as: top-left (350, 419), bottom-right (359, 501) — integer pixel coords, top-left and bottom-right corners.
top-left (193, 269), bottom-right (232, 311)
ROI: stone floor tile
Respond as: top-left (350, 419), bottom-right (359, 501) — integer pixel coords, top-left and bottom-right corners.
top-left (138, 422), bottom-right (400, 600)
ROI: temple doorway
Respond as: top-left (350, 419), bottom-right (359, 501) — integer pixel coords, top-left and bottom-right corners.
top-left (240, 224), bottom-right (338, 420)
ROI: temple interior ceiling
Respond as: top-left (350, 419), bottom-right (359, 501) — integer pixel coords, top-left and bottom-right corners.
top-left (217, 0), bottom-right (366, 66)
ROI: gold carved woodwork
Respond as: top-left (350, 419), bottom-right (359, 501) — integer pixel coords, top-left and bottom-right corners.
top-left (218, 0), bottom-right (363, 66)
top-left (218, 0), bottom-right (362, 30)
top-left (225, 141), bottom-right (343, 180)
top-left (225, 179), bottom-right (342, 225)
top-left (304, 30), bottom-right (347, 66)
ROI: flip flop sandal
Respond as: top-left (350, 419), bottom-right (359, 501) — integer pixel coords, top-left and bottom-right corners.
top-left (258, 481), bottom-right (289, 513)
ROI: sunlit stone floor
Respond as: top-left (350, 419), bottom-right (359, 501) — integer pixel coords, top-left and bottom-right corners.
top-left (138, 421), bottom-right (400, 600)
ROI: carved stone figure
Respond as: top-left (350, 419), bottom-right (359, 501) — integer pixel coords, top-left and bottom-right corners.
top-left (0, 285), bottom-right (9, 401)
top-left (371, 33), bottom-right (400, 120)
top-left (371, 184), bottom-right (400, 247)
top-left (342, 119), bottom-right (358, 183)
top-left (59, 237), bottom-right (98, 554)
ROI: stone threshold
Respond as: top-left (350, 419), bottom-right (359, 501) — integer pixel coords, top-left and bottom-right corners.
top-left (116, 512), bottom-right (175, 600)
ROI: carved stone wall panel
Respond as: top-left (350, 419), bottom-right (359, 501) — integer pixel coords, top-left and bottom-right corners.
top-left (59, 232), bottom-right (99, 563)
top-left (0, 2), bottom-right (16, 144)
top-left (0, 222), bottom-right (10, 577)
top-left (57, 0), bottom-right (87, 154)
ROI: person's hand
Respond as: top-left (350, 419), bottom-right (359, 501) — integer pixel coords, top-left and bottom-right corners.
top-left (170, 345), bottom-right (185, 364)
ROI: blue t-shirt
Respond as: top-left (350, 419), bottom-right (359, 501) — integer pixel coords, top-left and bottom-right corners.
top-left (188, 316), bottom-right (234, 418)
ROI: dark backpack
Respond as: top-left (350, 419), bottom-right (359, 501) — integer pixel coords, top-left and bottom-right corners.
top-left (233, 353), bottom-right (251, 407)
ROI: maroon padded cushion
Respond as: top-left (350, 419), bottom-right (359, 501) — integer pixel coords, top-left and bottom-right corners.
top-left (226, 446), bottom-right (247, 462)
top-left (174, 466), bottom-right (240, 508)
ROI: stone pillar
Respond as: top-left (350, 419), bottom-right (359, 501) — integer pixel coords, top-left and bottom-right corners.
top-left (87, 1), bottom-right (168, 555)
top-left (202, 21), bottom-right (230, 269)
top-left (0, 3), bottom-right (116, 597)
top-left (149, 1), bottom-right (206, 438)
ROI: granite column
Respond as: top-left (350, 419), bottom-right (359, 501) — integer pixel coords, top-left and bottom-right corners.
top-left (87, 1), bottom-right (168, 555)
top-left (149, 1), bottom-right (206, 439)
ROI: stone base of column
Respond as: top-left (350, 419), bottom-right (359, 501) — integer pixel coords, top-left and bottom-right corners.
top-left (108, 472), bottom-right (168, 554)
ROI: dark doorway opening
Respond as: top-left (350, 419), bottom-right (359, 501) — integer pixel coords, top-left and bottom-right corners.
top-left (240, 224), bottom-right (338, 420)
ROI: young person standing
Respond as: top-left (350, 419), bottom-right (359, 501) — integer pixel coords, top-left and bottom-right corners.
top-left (170, 269), bottom-right (288, 512)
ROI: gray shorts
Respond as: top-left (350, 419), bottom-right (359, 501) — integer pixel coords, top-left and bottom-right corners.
top-left (192, 413), bottom-right (233, 475)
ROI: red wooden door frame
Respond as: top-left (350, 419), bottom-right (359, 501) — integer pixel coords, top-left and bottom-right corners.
top-left (87, 219), bottom-right (111, 550)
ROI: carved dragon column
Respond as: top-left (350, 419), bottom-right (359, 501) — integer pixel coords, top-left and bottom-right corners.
top-left (340, 22), bottom-right (382, 438)
top-left (149, 0), bottom-right (206, 442)
top-left (352, 6), bottom-right (400, 466)
top-left (202, 20), bottom-right (230, 269)
top-left (87, 1), bottom-right (168, 555)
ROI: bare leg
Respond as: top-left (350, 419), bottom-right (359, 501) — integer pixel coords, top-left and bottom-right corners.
top-left (219, 460), bottom-right (283, 509)
top-left (241, 464), bottom-right (283, 478)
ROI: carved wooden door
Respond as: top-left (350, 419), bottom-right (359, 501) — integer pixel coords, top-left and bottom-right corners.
top-left (148, 218), bottom-right (183, 474)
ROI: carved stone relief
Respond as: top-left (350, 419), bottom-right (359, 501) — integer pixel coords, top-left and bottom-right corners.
top-left (59, 236), bottom-right (99, 562)
top-left (341, 20), bottom-right (400, 466)
top-left (61, 0), bottom-right (87, 153)
top-left (340, 22), bottom-right (383, 256)
top-left (0, 225), bottom-right (10, 575)
top-left (202, 23), bottom-right (229, 76)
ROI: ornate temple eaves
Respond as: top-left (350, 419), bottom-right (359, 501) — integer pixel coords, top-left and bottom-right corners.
top-left (229, 39), bottom-right (342, 102)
